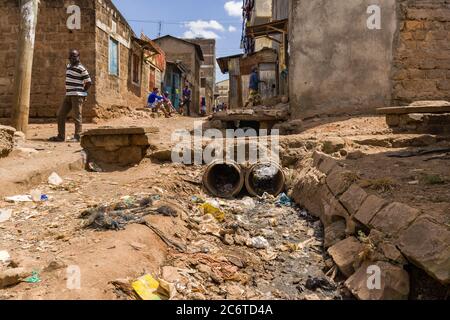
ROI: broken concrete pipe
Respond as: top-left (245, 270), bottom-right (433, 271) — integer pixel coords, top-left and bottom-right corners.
top-left (202, 160), bottom-right (245, 198)
top-left (245, 161), bottom-right (285, 197)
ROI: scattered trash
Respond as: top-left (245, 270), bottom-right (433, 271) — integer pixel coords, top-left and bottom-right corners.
top-left (24, 270), bottom-right (41, 284)
top-left (155, 205), bottom-right (178, 217)
top-left (0, 209), bottom-right (12, 223)
top-left (275, 193), bottom-right (292, 207)
top-left (246, 236), bottom-right (270, 249)
top-left (5, 195), bottom-right (32, 203)
top-left (200, 202), bottom-right (225, 222)
top-left (48, 172), bottom-right (63, 186)
top-left (305, 277), bottom-right (336, 291)
top-left (191, 196), bottom-right (205, 204)
top-left (0, 250), bottom-right (10, 265)
top-left (30, 189), bottom-right (42, 202)
top-left (88, 162), bottom-right (103, 173)
top-left (132, 274), bottom-right (172, 300)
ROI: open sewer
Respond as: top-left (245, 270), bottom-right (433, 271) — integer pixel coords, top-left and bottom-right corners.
top-left (163, 193), bottom-right (343, 300)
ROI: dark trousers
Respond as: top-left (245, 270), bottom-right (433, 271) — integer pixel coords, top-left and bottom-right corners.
top-left (58, 96), bottom-right (84, 139)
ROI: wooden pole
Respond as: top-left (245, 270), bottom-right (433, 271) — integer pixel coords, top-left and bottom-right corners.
top-left (11, 0), bottom-right (39, 135)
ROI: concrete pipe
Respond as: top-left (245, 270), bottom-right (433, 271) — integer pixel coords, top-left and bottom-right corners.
top-left (245, 161), bottom-right (286, 197)
top-left (202, 160), bottom-right (245, 198)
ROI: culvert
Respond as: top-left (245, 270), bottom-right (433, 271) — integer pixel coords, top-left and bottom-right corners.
top-left (202, 160), bottom-right (244, 198)
top-left (245, 161), bottom-right (286, 197)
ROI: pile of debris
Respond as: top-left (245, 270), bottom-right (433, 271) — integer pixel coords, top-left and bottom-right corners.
top-left (112, 192), bottom-right (342, 300)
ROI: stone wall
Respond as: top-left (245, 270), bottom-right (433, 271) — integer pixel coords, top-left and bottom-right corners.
top-left (288, 150), bottom-right (450, 299)
top-left (392, 0), bottom-right (450, 105)
top-left (0, 0), bottom-right (96, 122)
top-left (93, 0), bottom-right (150, 119)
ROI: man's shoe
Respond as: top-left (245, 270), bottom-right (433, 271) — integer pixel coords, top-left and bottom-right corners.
top-left (67, 137), bottom-right (80, 143)
top-left (49, 136), bottom-right (65, 142)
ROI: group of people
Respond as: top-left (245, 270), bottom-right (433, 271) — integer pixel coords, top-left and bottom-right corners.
top-left (147, 85), bottom-right (193, 118)
top-left (49, 49), bottom-right (265, 142)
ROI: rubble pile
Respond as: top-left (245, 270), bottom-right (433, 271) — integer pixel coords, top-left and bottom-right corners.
top-left (0, 125), bottom-right (15, 158)
top-left (134, 193), bottom-right (342, 300)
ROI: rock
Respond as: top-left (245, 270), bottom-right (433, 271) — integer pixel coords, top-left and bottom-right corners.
top-left (326, 166), bottom-right (353, 196)
top-left (328, 237), bottom-right (365, 277)
top-left (0, 268), bottom-right (30, 289)
top-left (398, 217), bottom-right (450, 284)
top-left (339, 184), bottom-right (368, 216)
top-left (354, 195), bottom-right (388, 227)
top-left (370, 202), bottom-right (420, 236)
top-left (222, 234), bottom-right (235, 246)
top-left (313, 151), bottom-right (338, 175)
top-left (130, 134), bottom-right (154, 146)
top-left (345, 261), bottom-right (410, 300)
top-left (44, 259), bottom-right (67, 272)
top-left (13, 131), bottom-right (26, 146)
top-left (149, 149), bottom-right (172, 162)
top-left (346, 150), bottom-right (366, 160)
top-left (324, 220), bottom-right (347, 248)
top-left (321, 137), bottom-right (346, 154)
top-left (0, 125), bottom-right (15, 158)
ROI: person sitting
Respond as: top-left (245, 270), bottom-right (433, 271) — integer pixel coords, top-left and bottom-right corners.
top-left (147, 88), bottom-right (169, 117)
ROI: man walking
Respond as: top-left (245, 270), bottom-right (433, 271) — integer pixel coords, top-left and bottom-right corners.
top-left (244, 66), bottom-right (265, 108)
top-left (50, 50), bottom-right (91, 142)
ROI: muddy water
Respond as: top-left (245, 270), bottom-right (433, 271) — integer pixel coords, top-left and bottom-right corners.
top-left (168, 195), bottom-right (343, 300)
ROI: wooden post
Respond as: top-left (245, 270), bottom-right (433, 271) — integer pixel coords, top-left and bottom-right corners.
top-left (11, 0), bottom-right (39, 135)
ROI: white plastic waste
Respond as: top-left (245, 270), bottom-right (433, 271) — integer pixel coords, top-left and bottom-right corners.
top-left (0, 209), bottom-right (12, 223)
top-left (0, 250), bottom-right (10, 264)
top-left (247, 236), bottom-right (270, 249)
top-left (48, 172), bottom-right (63, 186)
top-left (5, 195), bottom-right (32, 203)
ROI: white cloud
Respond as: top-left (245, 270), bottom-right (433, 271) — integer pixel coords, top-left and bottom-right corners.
top-left (183, 20), bottom-right (225, 39)
top-left (228, 25), bottom-right (237, 32)
top-left (224, 1), bottom-right (242, 17)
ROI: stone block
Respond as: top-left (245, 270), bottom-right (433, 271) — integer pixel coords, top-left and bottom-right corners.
top-left (339, 184), bottom-right (368, 216)
top-left (89, 134), bottom-right (130, 148)
top-left (398, 217), bottom-right (450, 284)
top-left (82, 126), bottom-right (159, 136)
top-left (130, 134), bottom-right (155, 146)
top-left (354, 195), bottom-right (388, 227)
top-left (328, 237), bottom-right (365, 277)
top-left (370, 202), bottom-right (420, 236)
top-left (117, 146), bottom-right (144, 165)
top-left (345, 261), bottom-right (410, 300)
top-left (326, 166), bottom-right (353, 196)
top-left (313, 151), bottom-right (338, 175)
top-left (324, 220), bottom-right (346, 248)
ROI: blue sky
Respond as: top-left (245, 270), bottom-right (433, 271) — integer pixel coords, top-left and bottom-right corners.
top-left (112, 0), bottom-right (244, 81)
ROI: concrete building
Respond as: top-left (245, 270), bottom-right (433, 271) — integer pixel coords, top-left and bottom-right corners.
top-left (187, 38), bottom-right (216, 114)
top-left (288, 0), bottom-right (450, 119)
top-left (0, 0), bottom-right (165, 123)
top-left (215, 79), bottom-right (230, 106)
top-left (154, 35), bottom-right (204, 115)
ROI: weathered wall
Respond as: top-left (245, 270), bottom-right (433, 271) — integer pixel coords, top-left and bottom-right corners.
top-left (0, 0), bottom-right (96, 122)
top-left (392, 0), bottom-right (450, 105)
top-left (155, 37), bottom-right (201, 114)
top-left (289, 0), bottom-right (397, 119)
top-left (94, 0), bottom-right (149, 119)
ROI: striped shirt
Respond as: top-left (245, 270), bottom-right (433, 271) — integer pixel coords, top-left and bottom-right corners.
top-left (66, 63), bottom-right (91, 96)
